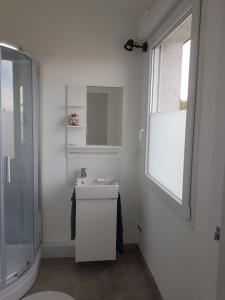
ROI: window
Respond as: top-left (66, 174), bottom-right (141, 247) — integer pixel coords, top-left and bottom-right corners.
top-left (146, 11), bottom-right (199, 218)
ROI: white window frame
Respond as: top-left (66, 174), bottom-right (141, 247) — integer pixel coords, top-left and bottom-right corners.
top-left (145, 0), bottom-right (202, 220)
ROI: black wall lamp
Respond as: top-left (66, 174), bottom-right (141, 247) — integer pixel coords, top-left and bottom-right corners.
top-left (124, 39), bottom-right (148, 52)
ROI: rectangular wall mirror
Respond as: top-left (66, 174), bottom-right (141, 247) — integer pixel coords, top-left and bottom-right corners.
top-left (86, 86), bottom-right (123, 146)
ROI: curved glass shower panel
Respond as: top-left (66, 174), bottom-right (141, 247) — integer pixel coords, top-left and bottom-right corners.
top-left (1, 46), bottom-right (34, 282)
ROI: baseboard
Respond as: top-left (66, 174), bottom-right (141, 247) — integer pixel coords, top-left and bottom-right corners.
top-left (42, 242), bottom-right (74, 258)
top-left (42, 242), bottom-right (138, 259)
top-left (137, 245), bottom-right (164, 300)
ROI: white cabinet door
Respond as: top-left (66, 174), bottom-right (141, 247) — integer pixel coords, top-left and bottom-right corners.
top-left (75, 198), bottom-right (117, 262)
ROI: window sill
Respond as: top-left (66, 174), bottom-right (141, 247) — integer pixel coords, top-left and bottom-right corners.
top-left (144, 173), bottom-right (191, 221)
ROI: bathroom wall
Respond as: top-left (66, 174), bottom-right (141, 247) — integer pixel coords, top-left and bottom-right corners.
top-left (0, 0), bottom-right (142, 254)
top-left (137, 0), bottom-right (225, 300)
top-left (216, 3), bottom-right (225, 298)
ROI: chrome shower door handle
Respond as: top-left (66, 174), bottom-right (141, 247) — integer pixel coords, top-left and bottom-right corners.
top-left (6, 156), bottom-right (11, 183)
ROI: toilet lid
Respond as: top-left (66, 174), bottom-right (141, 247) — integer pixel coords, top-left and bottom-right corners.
top-left (22, 291), bottom-right (74, 300)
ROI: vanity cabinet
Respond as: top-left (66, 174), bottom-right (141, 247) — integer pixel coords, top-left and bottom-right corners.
top-left (75, 197), bottom-right (117, 262)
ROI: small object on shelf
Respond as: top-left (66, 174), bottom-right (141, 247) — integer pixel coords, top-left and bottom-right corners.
top-left (70, 113), bottom-right (79, 126)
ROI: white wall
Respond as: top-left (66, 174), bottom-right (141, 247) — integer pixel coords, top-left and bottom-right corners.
top-left (215, 1), bottom-right (225, 299)
top-left (137, 1), bottom-right (225, 300)
top-left (0, 0), bottom-right (142, 252)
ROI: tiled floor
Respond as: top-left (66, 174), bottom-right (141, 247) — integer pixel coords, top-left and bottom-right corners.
top-left (27, 249), bottom-right (162, 300)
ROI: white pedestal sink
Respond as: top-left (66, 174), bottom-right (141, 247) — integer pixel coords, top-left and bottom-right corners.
top-left (75, 177), bottom-right (119, 262)
top-left (75, 177), bottom-right (118, 199)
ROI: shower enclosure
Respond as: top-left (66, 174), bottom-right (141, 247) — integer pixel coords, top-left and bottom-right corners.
top-left (0, 44), bottom-right (41, 298)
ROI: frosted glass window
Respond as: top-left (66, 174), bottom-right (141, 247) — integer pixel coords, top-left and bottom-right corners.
top-left (148, 111), bottom-right (186, 201)
top-left (147, 14), bottom-right (192, 202)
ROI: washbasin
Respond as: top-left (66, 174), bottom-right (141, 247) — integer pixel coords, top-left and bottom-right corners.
top-left (75, 177), bottom-right (119, 199)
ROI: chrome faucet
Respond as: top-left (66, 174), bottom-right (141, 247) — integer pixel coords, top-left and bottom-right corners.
top-left (81, 168), bottom-right (87, 178)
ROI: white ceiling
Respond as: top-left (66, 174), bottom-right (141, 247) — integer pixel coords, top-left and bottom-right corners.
top-left (112, 0), bottom-right (147, 18)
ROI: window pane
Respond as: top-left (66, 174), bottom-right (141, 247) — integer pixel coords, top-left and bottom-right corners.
top-left (148, 111), bottom-right (186, 201)
top-left (180, 40), bottom-right (191, 103)
top-left (148, 14), bottom-right (192, 201)
top-left (151, 14), bottom-right (192, 113)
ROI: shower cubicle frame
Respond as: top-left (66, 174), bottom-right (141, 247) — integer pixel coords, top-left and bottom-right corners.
top-left (0, 42), bottom-right (41, 300)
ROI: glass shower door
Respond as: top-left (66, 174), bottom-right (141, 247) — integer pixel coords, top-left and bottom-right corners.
top-left (1, 46), bottom-right (34, 282)
top-left (32, 62), bottom-right (41, 255)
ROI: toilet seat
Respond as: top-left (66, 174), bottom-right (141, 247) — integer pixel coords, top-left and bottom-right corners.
top-left (22, 291), bottom-right (74, 300)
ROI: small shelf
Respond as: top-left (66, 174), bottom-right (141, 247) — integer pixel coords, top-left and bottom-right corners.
top-left (67, 125), bottom-right (87, 128)
top-left (67, 145), bottom-right (122, 149)
top-left (67, 145), bottom-right (122, 153)
top-left (67, 105), bottom-right (86, 108)
top-left (66, 86), bottom-right (87, 151)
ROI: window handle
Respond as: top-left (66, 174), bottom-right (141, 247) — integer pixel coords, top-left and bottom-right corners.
top-left (214, 226), bottom-right (221, 241)
top-left (139, 129), bottom-right (145, 143)
top-left (6, 157), bottom-right (11, 184)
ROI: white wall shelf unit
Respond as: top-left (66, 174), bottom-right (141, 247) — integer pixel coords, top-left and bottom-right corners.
top-left (66, 85), bottom-right (87, 148)
top-left (65, 85), bottom-right (123, 158)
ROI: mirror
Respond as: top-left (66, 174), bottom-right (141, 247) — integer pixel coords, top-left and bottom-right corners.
top-left (87, 86), bottom-right (123, 146)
